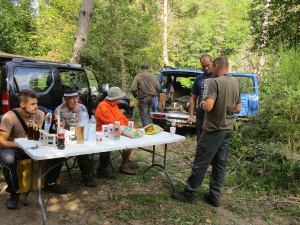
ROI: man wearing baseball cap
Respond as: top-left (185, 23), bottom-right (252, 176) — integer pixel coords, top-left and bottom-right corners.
top-left (55, 86), bottom-right (96, 187)
top-left (95, 87), bottom-right (136, 177)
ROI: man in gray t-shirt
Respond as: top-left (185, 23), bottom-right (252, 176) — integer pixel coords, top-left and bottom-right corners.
top-left (172, 57), bottom-right (241, 207)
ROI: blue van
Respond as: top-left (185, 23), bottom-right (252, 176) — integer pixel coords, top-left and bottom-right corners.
top-left (151, 68), bottom-right (259, 128)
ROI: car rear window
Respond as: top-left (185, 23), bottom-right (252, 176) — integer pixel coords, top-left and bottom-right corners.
top-left (59, 70), bottom-right (89, 94)
top-left (232, 76), bottom-right (254, 94)
top-left (14, 67), bottom-right (53, 93)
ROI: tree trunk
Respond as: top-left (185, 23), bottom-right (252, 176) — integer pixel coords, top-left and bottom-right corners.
top-left (258, 0), bottom-right (271, 79)
top-left (162, 0), bottom-right (169, 68)
top-left (70, 0), bottom-right (94, 63)
top-left (119, 44), bottom-right (127, 91)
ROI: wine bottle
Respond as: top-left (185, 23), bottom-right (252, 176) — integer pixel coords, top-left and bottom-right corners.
top-left (48, 114), bottom-right (57, 145)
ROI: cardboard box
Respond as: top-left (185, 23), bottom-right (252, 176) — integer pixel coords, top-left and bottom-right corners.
top-left (173, 91), bottom-right (181, 99)
top-left (159, 93), bottom-right (166, 110)
top-left (17, 159), bottom-right (61, 194)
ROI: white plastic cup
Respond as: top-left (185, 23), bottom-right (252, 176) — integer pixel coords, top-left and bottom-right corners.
top-left (128, 121), bottom-right (134, 128)
top-left (96, 132), bottom-right (103, 145)
top-left (107, 124), bottom-right (114, 139)
top-left (170, 127), bottom-right (176, 136)
top-left (102, 125), bottom-right (108, 137)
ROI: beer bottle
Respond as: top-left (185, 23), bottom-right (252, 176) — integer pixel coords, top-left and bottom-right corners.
top-left (33, 120), bottom-right (40, 140)
top-left (28, 120), bottom-right (34, 140)
top-left (57, 124), bottom-right (65, 150)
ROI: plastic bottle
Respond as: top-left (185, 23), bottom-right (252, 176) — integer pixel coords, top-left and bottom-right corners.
top-left (88, 115), bottom-right (96, 140)
top-left (44, 109), bottom-right (52, 133)
top-left (57, 124), bottom-right (65, 150)
top-left (80, 108), bottom-right (89, 141)
top-left (69, 111), bottom-right (78, 140)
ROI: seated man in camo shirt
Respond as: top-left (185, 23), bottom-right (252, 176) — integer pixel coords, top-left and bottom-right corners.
top-left (55, 86), bottom-right (96, 188)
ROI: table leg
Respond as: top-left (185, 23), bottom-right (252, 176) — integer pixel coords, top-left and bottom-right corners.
top-left (24, 159), bottom-right (34, 206)
top-left (142, 144), bottom-right (175, 193)
top-left (38, 161), bottom-right (47, 225)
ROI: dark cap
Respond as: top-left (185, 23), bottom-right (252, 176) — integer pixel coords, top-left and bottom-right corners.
top-left (63, 86), bottom-right (79, 97)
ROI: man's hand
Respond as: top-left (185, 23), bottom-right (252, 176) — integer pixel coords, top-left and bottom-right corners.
top-left (131, 91), bottom-right (138, 99)
top-left (187, 115), bottom-right (194, 124)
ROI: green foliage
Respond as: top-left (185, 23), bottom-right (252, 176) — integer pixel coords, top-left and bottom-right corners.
top-left (248, 0), bottom-right (300, 52)
top-left (228, 45), bottom-right (300, 193)
top-left (0, 0), bottom-right (38, 55)
top-left (79, 0), bottom-right (162, 90)
top-left (35, 0), bottom-right (81, 61)
top-left (168, 0), bottom-right (251, 68)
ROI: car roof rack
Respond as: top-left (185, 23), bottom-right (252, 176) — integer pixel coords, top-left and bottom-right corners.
top-left (0, 52), bottom-right (82, 68)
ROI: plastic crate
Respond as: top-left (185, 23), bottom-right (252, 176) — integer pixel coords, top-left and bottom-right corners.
top-left (39, 129), bottom-right (73, 146)
top-left (39, 130), bottom-right (57, 146)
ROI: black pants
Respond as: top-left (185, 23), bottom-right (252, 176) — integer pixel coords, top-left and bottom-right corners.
top-left (138, 95), bottom-right (155, 127)
top-left (76, 154), bottom-right (93, 178)
top-left (196, 117), bottom-right (204, 143)
top-left (96, 152), bottom-right (110, 173)
top-left (0, 148), bottom-right (64, 194)
top-left (184, 131), bottom-right (233, 201)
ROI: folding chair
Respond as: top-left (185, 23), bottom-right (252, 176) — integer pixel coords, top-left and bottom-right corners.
top-left (63, 156), bottom-right (95, 182)
top-left (89, 150), bottom-right (123, 173)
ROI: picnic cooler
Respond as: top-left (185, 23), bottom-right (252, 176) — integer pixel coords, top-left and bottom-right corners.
top-left (17, 159), bottom-right (61, 194)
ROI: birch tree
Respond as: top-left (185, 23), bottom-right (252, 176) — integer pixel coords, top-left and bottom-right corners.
top-left (258, 0), bottom-right (271, 78)
top-left (162, 0), bottom-right (169, 67)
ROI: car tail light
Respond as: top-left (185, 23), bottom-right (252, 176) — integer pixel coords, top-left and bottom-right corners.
top-left (152, 114), bottom-right (166, 119)
top-left (2, 91), bottom-right (11, 113)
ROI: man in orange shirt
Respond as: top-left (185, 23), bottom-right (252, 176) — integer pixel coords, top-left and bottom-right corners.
top-left (95, 87), bottom-right (136, 177)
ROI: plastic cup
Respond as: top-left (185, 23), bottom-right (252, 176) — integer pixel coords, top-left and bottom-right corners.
top-left (170, 127), bottom-right (176, 136)
top-left (76, 125), bottom-right (84, 144)
top-left (96, 132), bottom-right (103, 145)
top-left (108, 124), bottom-right (114, 139)
top-left (102, 125), bottom-right (108, 137)
top-left (128, 121), bottom-right (134, 128)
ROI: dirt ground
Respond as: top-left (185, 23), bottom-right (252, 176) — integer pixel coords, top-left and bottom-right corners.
top-left (0, 133), bottom-right (298, 225)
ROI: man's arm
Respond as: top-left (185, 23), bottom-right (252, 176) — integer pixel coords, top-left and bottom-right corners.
top-left (187, 95), bottom-right (197, 124)
top-left (97, 106), bottom-right (117, 125)
top-left (234, 103), bottom-right (241, 113)
top-left (155, 78), bottom-right (161, 91)
top-left (200, 98), bottom-right (215, 112)
top-left (0, 130), bottom-right (19, 149)
top-left (131, 77), bottom-right (138, 99)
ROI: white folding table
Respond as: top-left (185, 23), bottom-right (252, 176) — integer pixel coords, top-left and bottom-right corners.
top-left (14, 131), bottom-right (186, 225)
